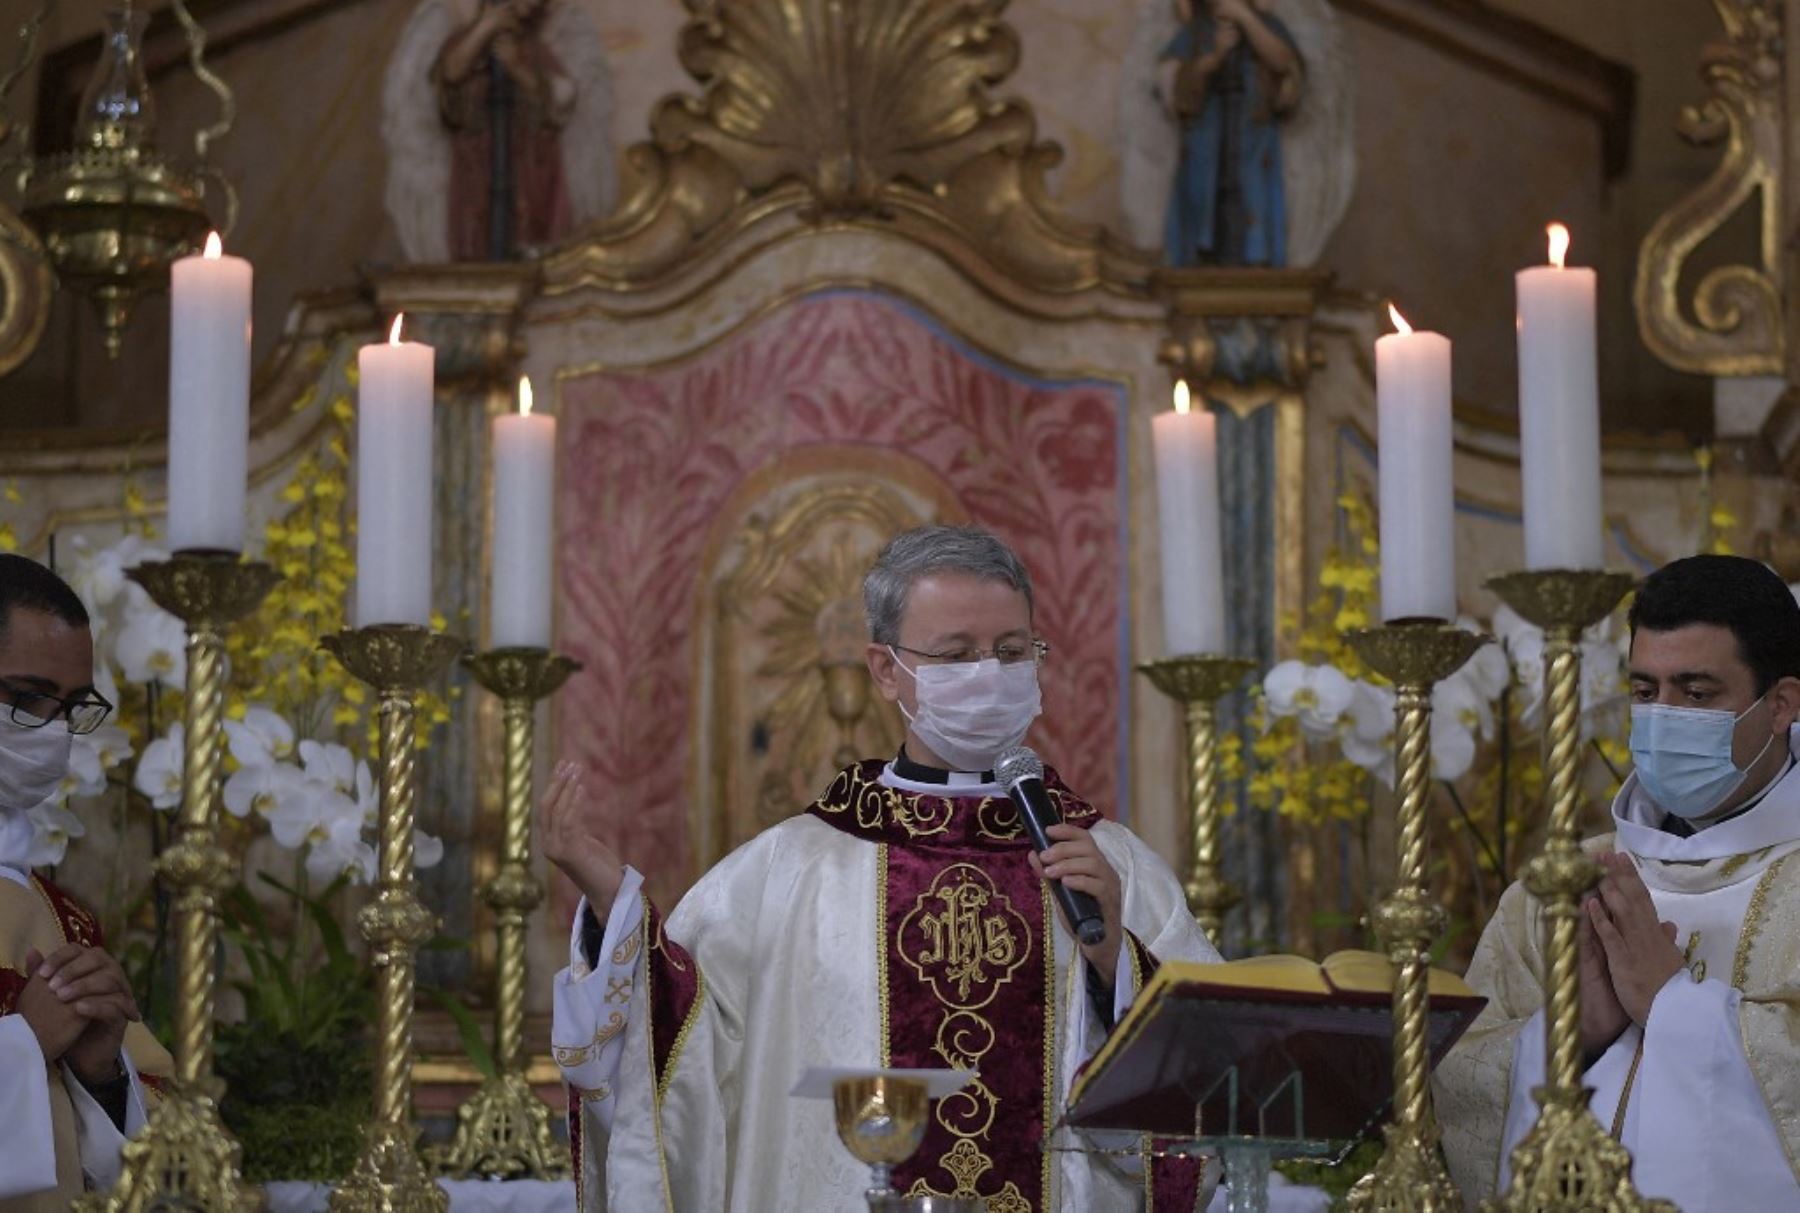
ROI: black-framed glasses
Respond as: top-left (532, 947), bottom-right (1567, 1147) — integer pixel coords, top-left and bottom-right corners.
top-left (0, 682), bottom-right (114, 735)
top-left (890, 639), bottom-right (1050, 667)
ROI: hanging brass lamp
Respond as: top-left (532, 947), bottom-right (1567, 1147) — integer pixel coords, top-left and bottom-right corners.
top-left (12, 0), bottom-right (236, 358)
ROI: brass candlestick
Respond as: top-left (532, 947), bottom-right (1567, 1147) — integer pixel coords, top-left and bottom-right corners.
top-left (1482, 571), bottom-right (1671, 1213)
top-left (322, 624), bottom-right (464, 1213)
top-left (1345, 620), bottom-right (1485, 1213)
top-left (1138, 654), bottom-right (1258, 941)
top-left (80, 553), bottom-right (278, 1213)
top-left (438, 647), bottom-right (580, 1180)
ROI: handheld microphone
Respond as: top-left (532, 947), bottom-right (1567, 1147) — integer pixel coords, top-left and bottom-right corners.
top-left (995, 746), bottom-right (1107, 947)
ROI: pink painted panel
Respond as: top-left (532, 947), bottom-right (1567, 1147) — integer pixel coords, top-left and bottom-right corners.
top-left (553, 290), bottom-right (1128, 913)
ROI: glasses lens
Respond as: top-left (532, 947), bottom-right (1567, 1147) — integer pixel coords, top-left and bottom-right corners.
top-left (68, 702), bottom-right (110, 735)
top-left (9, 699), bottom-right (56, 729)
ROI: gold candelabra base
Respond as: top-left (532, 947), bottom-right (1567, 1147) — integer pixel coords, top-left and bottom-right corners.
top-left (438, 1072), bottom-right (571, 1181)
top-left (323, 625), bottom-right (463, 1213)
top-left (1138, 654), bottom-right (1258, 941)
top-left (1483, 569), bottom-right (1667, 1212)
top-left (437, 647), bottom-right (579, 1180)
top-left (74, 1083), bottom-right (264, 1213)
top-left (1483, 1086), bottom-right (1675, 1213)
top-left (1344, 620), bottom-right (1485, 1212)
top-left (78, 553), bottom-right (279, 1213)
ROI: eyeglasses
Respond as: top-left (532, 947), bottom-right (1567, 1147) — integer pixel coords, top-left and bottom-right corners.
top-left (0, 682), bottom-right (114, 735)
top-left (891, 639), bottom-right (1050, 667)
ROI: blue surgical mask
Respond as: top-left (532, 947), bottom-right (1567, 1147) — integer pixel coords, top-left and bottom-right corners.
top-left (1629, 695), bottom-right (1776, 820)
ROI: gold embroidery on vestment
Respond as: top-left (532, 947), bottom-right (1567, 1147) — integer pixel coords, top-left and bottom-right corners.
top-left (898, 863), bottom-right (1029, 1008)
top-left (605, 977), bottom-right (632, 1004)
top-left (612, 930), bottom-right (642, 966)
top-left (1735, 853), bottom-right (1792, 989)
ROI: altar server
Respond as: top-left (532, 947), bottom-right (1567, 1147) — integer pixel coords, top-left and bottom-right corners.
top-left (1437, 554), bottom-right (1800, 1211)
top-left (0, 555), bottom-right (170, 1209)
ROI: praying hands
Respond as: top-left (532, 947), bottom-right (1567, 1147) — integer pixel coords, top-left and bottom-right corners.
top-left (1584, 853), bottom-right (1686, 1036)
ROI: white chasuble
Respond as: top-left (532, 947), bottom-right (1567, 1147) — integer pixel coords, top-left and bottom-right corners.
top-left (552, 760), bottom-right (1224, 1212)
top-left (0, 865), bottom-right (171, 1209)
top-left (1437, 732), bottom-right (1800, 1211)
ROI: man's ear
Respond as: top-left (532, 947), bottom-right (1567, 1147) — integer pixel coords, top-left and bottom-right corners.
top-left (866, 643), bottom-right (900, 703)
top-left (1771, 675), bottom-right (1800, 732)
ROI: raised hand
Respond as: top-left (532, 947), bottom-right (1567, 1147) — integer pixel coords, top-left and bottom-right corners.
top-left (541, 760), bottom-right (628, 918)
top-left (1030, 823), bottom-right (1124, 986)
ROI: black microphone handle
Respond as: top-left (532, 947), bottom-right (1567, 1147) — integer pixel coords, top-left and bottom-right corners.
top-left (1007, 779), bottom-right (1108, 947)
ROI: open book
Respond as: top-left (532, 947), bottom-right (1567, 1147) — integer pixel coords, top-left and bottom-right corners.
top-left (1064, 951), bottom-right (1486, 1143)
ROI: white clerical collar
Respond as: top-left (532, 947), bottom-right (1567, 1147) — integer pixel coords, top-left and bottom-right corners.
top-left (879, 761), bottom-right (1000, 797)
top-left (1614, 726), bottom-right (1800, 862)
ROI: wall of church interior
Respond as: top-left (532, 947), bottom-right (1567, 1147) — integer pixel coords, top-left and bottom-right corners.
top-left (1, 0), bottom-right (1788, 1085)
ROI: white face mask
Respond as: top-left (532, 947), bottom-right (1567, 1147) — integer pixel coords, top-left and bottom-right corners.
top-left (889, 649), bottom-right (1042, 773)
top-left (0, 712), bottom-right (73, 814)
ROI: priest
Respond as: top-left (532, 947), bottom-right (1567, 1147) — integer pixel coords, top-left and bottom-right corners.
top-left (547, 525), bottom-right (1221, 1211)
top-left (1437, 554), bottom-right (1800, 1211)
top-left (0, 554), bottom-right (172, 1208)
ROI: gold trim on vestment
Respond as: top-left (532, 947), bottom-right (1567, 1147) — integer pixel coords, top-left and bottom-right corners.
top-left (1734, 853), bottom-right (1789, 990)
top-left (878, 843), bottom-right (892, 1068)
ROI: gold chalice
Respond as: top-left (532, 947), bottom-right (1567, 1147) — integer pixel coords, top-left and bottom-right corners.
top-left (833, 1075), bottom-right (930, 1202)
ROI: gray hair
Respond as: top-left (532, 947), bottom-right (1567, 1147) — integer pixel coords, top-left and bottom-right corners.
top-left (863, 525), bottom-right (1034, 644)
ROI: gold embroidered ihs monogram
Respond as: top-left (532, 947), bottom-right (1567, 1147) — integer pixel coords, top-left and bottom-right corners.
top-left (898, 864), bottom-right (1030, 1010)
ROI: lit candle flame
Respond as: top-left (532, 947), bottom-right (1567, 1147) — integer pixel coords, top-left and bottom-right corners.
top-left (1388, 304), bottom-right (1413, 336)
top-left (1173, 380), bottom-right (1191, 416)
top-left (1547, 222), bottom-right (1570, 270)
top-left (519, 376), bottom-right (534, 417)
top-left (203, 231), bottom-right (222, 260)
top-left (388, 314), bottom-right (405, 345)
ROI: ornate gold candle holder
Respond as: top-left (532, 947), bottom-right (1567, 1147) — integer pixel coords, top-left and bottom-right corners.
top-left (80, 552), bottom-right (278, 1213)
top-left (437, 647), bottom-right (580, 1180)
top-left (321, 624), bottom-right (464, 1213)
top-left (1138, 654), bottom-right (1258, 942)
top-left (1345, 620), bottom-right (1484, 1213)
top-left (1482, 570), bottom-right (1671, 1213)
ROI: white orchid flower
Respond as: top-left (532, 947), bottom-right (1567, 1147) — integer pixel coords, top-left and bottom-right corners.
top-left (114, 605), bottom-right (187, 687)
top-left (415, 829), bottom-right (445, 870)
top-left (68, 534), bottom-right (169, 615)
top-left (133, 724), bottom-right (186, 810)
top-left (223, 760), bottom-right (310, 820)
top-left (298, 740), bottom-right (363, 800)
top-left (24, 802), bottom-right (86, 867)
top-left (1339, 680), bottom-right (1395, 786)
top-left (1264, 661), bottom-right (1356, 739)
top-left (1456, 621), bottom-right (1511, 701)
top-left (1434, 669), bottom-right (1496, 741)
top-left (62, 734), bottom-right (110, 801)
top-left (226, 706), bottom-right (297, 768)
top-left (267, 785), bottom-right (359, 853)
top-left (301, 812), bottom-right (377, 885)
top-left (1431, 713), bottom-right (1478, 782)
top-left (92, 661), bottom-right (121, 717)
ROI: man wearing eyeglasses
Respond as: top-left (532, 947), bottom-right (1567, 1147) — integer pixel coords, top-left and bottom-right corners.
top-left (544, 525), bottom-right (1221, 1211)
top-left (0, 554), bottom-right (170, 1208)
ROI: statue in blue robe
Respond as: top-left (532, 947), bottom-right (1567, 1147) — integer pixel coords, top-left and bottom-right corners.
top-left (1161, 0), bottom-right (1304, 267)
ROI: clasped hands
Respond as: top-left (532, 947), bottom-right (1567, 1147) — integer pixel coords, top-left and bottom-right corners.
top-left (1578, 853), bottom-right (1687, 1061)
top-left (16, 943), bottom-right (140, 1088)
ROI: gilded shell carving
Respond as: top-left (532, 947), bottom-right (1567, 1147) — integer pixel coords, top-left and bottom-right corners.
top-left (541, 0), bottom-right (1151, 297)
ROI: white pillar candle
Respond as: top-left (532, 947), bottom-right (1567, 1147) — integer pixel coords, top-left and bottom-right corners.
top-left (490, 376), bottom-right (556, 649)
top-left (1151, 381), bottom-right (1228, 656)
top-left (1376, 306), bottom-right (1457, 622)
top-left (1517, 222), bottom-right (1604, 570)
top-left (167, 232), bottom-right (252, 552)
top-left (354, 315), bottom-right (436, 629)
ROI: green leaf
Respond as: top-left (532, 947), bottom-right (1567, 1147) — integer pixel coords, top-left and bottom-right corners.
top-left (422, 987), bottom-right (496, 1081)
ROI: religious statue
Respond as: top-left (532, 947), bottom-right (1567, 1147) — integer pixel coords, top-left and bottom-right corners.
top-left (1117, 0), bottom-right (1355, 269)
top-left (381, 0), bottom-right (615, 263)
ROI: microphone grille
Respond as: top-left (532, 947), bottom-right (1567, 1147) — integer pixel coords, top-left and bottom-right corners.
top-left (994, 746), bottom-right (1043, 785)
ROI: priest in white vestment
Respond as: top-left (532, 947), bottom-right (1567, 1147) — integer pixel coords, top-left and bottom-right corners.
top-left (1437, 554), bottom-right (1800, 1211)
top-left (548, 525), bottom-right (1223, 1211)
top-left (0, 555), bottom-right (170, 1209)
